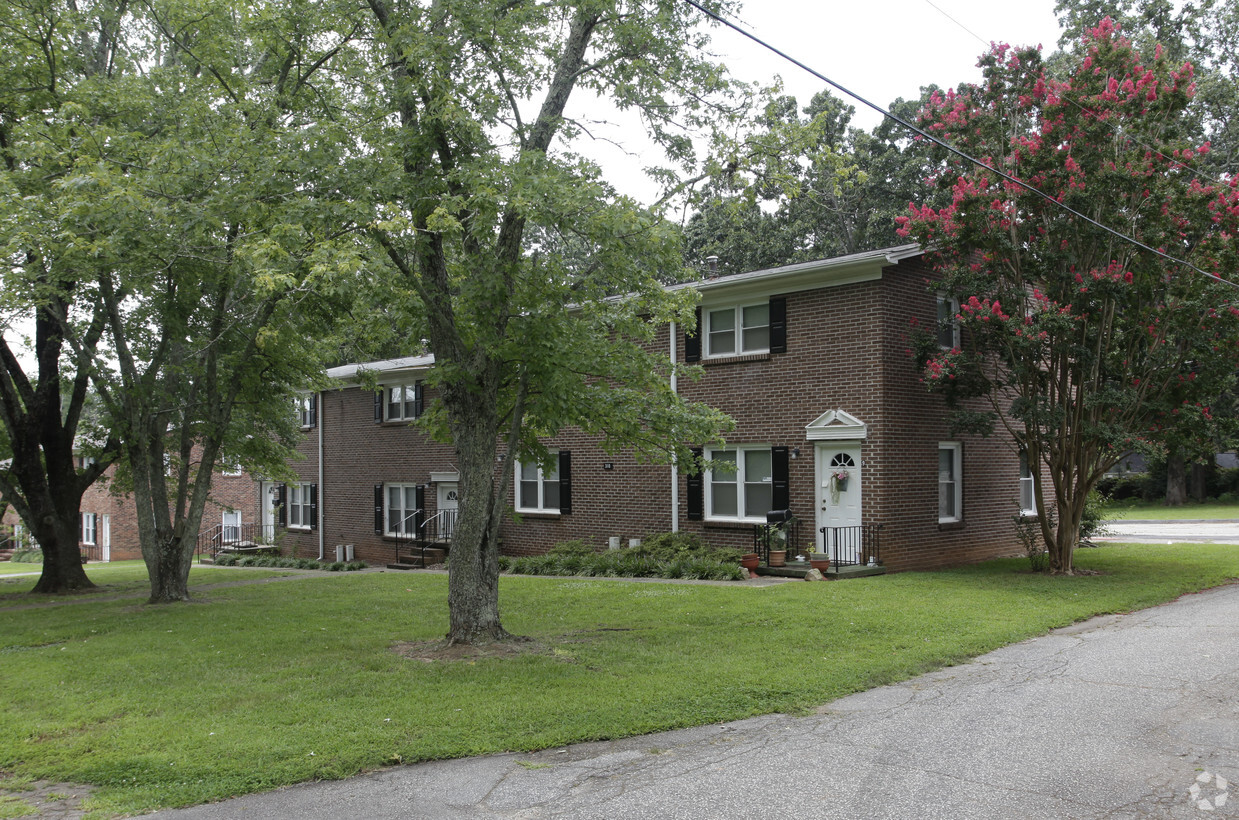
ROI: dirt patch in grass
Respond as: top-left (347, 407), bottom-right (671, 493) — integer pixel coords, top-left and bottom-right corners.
top-left (0, 772), bottom-right (94, 819)
top-left (393, 636), bottom-right (545, 662)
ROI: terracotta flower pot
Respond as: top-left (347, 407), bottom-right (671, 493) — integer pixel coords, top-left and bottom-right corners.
top-left (768, 550), bottom-right (787, 567)
top-left (810, 556), bottom-right (831, 572)
top-left (740, 553), bottom-right (760, 570)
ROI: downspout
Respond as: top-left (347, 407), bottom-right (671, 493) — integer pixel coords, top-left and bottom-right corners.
top-left (317, 390), bottom-right (325, 561)
top-left (670, 321), bottom-right (679, 533)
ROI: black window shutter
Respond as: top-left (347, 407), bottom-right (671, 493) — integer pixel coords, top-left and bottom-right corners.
top-left (276, 484), bottom-right (287, 527)
top-left (414, 381), bottom-right (424, 418)
top-left (415, 485), bottom-right (426, 534)
top-left (686, 447), bottom-right (704, 521)
top-left (769, 296), bottom-right (787, 354)
top-left (685, 307), bottom-right (702, 362)
top-left (771, 446), bottom-right (789, 511)
top-left (558, 450), bottom-right (572, 514)
top-left (309, 394), bottom-right (318, 427)
top-left (79, 515), bottom-right (84, 542)
top-left (374, 391), bottom-right (383, 423)
top-left (309, 484), bottom-right (319, 531)
top-left (374, 485), bottom-right (384, 533)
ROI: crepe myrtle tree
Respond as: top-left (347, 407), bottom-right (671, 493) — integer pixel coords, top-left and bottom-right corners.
top-left (899, 20), bottom-right (1239, 574)
top-left (356, 0), bottom-right (737, 644)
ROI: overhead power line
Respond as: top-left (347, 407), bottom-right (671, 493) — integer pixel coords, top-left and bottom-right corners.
top-left (681, 0), bottom-right (1239, 290)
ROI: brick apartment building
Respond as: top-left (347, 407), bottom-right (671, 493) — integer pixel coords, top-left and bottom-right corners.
top-left (267, 244), bottom-right (1033, 572)
top-left (74, 459), bottom-right (260, 562)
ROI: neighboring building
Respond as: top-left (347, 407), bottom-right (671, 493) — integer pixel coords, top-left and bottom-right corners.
top-left (77, 455), bottom-right (259, 562)
top-left (272, 245), bottom-right (1032, 572)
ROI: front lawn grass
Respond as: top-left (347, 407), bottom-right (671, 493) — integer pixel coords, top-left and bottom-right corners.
top-left (1105, 499), bottom-right (1239, 520)
top-left (0, 561), bottom-right (294, 604)
top-left (1, 544), bottom-right (1237, 817)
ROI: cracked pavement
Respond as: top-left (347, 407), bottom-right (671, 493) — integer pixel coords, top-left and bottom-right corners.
top-left (150, 583), bottom-right (1239, 819)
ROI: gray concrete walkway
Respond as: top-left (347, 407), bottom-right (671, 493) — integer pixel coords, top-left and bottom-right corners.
top-left (1098, 519), bottom-right (1239, 544)
top-left (151, 583), bottom-right (1239, 819)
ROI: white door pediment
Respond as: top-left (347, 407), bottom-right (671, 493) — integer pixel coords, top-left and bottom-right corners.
top-left (805, 409), bottom-right (867, 441)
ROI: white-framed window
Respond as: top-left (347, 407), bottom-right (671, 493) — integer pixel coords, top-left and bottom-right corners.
top-left (1019, 451), bottom-right (1037, 515)
top-left (222, 510), bottom-right (242, 542)
top-left (386, 483), bottom-right (420, 536)
top-left (516, 457), bottom-right (560, 513)
top-left (706, 303), bottom-right (770, 357)
top-left (706, 446), bottom-right (773, 521)
top-left (939, 442), bottom-right (962, 523)
top-left (288, 483), bottom-right (313, 530)
top-left (937, 294), bottom-right (961, 349)
top-left (220, 463), bottom-right (243, 477)
top-left (384, 382), bottom-right (422, 422)
top-left (296, 395), bottom-right (316, 428)
top-left (81, 512), bottom-right (97, 545)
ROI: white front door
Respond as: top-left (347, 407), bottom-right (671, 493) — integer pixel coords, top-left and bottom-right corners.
top-left (437, 483), bottom-right (459, 539)
top-left (100, 514), bottom-right (111, 562)
top-left (260, 482), bottom-right (280, 543)
top-left (816, 443), bottom-right (862, 551)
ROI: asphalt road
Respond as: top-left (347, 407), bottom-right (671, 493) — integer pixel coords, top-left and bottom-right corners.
top-left (1097, 519), bottom-right (1239, 544)
top-left (149, 580), bottom-right (1239, 819)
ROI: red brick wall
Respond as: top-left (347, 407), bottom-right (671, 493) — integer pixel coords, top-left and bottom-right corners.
top-left (497, 256), bottom-right (1024, 568)
top-left (77, 461), bottom-right (259, 562)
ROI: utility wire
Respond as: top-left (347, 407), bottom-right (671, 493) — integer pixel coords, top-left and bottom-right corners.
top-left (681, 0), bottom-right (1239, 290)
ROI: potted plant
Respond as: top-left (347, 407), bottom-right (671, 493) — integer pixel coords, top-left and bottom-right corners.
top-left (764, 524), bottom-right (788, 567)
top-left (809, 552), bottom-right (831, 572)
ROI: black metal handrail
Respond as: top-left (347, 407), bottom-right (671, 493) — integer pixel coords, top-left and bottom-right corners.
top-left (818, 523), bottom-right (883, 567)
top-left (196, 522), bottom-right (276, 562)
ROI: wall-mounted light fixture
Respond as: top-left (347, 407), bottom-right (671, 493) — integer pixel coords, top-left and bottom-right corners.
top-left (791, 447), bottom-right (801, 460)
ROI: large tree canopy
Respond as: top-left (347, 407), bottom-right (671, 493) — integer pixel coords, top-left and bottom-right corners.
top-left (899, 21), bottom-right (1239, 573)
top-left (352, 0), bottom-right (735, 643)
top-left (2, 0), bottom-right (360, 601)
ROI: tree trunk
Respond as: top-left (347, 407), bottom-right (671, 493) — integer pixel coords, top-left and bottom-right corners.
top-left (445, 417), bottom-right (510, 645)
top-left (144, 535), bottom-right (194, 603)
top-left (29, 512), bottom-right (94, 594)
top-left (1165, 450), bottom-right (1187, 506)
top-left (1189, 461), bottom-right (1208, 502)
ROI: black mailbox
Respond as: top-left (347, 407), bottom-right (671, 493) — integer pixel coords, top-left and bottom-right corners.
top-left (766, 509), bottom-right (792, 524)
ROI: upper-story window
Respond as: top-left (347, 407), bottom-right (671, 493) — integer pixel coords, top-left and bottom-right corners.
top-left (296, 395), bottom-right (317, 428)
top-left (937, 295), bottom-right (961, 349)
top-left (381, 382), bottom-right (423, 422)
top-left (706, 446), bottom-right (773, 522)
top-left (706, 303), bottom-right (770, 357)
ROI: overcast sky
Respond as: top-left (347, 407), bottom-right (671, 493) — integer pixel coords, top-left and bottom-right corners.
top-left (586, 0), bottom-right (1068, 204)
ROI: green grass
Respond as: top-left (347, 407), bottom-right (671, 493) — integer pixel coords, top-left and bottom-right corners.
top-left (1, 544), bottom-right (1237, 817)
top-left (0, 561), bottom-right (295, 604)
top-left (1105, 499), bottom-right (1239, 520)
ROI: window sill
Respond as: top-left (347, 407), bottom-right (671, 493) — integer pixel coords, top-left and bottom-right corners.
top-left (703, 519), bottom-right (761, 529)
top-left (287, 526), bottom-right (312, 532)
top-left (701, 352), bottom-right (770, 366)
top-left (515, 510), bottom-right (562, 519)
top-left (938, 520), bottom-right (965, 531)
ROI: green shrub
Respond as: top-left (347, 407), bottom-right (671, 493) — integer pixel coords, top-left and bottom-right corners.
top-left (548, 539), bottom-right (597, 557)
top-left (211, 553), bottom-right (367, 571)
top-left (500, 544), bottom-right (743, 581)
top-left (10, 548), bottom-right (43, 563)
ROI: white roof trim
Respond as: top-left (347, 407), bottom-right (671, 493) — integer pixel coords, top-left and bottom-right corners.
top-left (326, 353), bottom-right (436, 385)
top-left (805, 409), bottom-right (868, 441)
